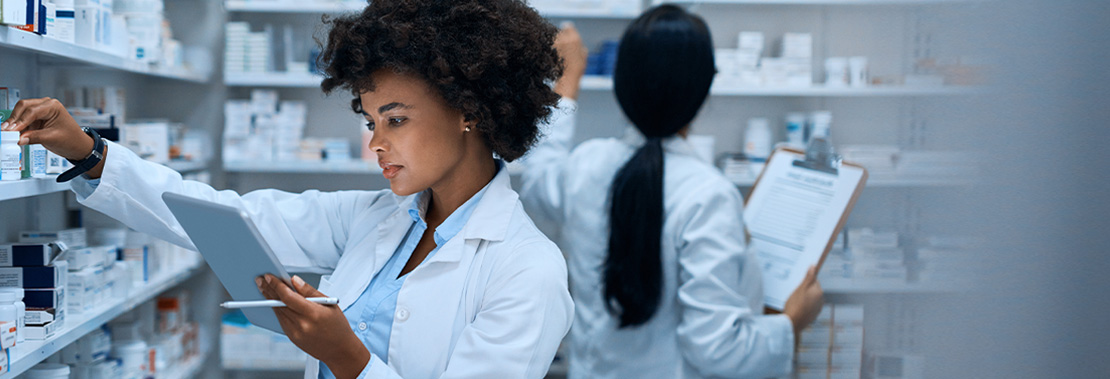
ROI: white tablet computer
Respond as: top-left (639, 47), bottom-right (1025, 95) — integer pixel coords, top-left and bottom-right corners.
top-left (162, 192), bottom-right (292, 334)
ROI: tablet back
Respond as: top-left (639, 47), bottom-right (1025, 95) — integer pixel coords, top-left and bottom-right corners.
top-left (162, 192), bottom-right (292, 334)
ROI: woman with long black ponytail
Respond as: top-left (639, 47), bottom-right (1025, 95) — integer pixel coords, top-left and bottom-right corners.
top-left (521, 5), bottom-right (825, 379)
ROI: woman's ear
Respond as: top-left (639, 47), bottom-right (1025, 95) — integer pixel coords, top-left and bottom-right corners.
top-left (463, 114), bottom-right (477, 133)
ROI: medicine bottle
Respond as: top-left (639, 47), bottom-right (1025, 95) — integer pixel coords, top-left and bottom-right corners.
top-left (0, 288), bottom-right (26, 343)
top-left (0, 290), bottom-right (18, 347)
top-left (1, 131), bottom-right (22, 181)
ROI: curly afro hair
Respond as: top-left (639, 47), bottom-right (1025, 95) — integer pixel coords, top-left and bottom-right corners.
top-left (318, 0), bottom-right (563, 162)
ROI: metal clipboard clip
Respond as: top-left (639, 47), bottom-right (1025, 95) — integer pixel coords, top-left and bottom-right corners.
top-left (792, 137), bottom-right (841, 175)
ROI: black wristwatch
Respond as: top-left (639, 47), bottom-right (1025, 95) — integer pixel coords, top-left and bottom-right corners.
top-left (57, 127), bottom-right (106, 183)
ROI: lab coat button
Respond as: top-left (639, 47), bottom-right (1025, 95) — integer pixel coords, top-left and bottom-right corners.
top-left (358, 322), bottom-right (367, 331)
top-left (396, 308), bottom-right (410, 322)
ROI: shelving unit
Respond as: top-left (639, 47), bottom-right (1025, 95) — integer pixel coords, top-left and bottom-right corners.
top-left (164, 160), bottom-right (212, 174)
top-left (580, 75), bottom-right (974, 96)
top-left (224, 0), bottom-right (366, 13)
top-left (224, 72), bottom-right (322, 88)
top-left (0, 176), bottom-right (70, 202)
top-left (0, 28), bottom-right (209, 84)
top-left (820, 277), bottom-right (957, 295)
top-left (0, 258), bottom-right (205, 378)
top-left (161, 350), bottom-right (213, 379)
top-left (224, 0), bottom-right (639, 18)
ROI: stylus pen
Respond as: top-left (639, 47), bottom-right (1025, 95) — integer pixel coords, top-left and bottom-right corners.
top-left (220, 297), bottom-right (340, 309)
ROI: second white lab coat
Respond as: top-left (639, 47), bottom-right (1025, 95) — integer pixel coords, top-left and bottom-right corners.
top-left (72, 142), bottom-right (573, 379)
top-left (519, 99), bottom-right (794, 379)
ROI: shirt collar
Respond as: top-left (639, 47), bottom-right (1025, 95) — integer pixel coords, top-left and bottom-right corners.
top-left (619, 126), bottom-right (705, 163)
top-left (405, 161), bottom-right (503, 246)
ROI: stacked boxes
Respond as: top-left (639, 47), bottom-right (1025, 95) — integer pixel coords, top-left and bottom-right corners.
top-left (223, 90), bottom-right (308, 163)
top-left (716, 32), bottom-right (814, 87)
top-left (796, 304), bottom-right (865, 379)
top-left (224, 22), bottom-right (270, 73)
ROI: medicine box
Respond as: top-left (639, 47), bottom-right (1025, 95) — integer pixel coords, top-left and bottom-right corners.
top-left (26, 307), bottom-right (59, 326)
top-left (67, 245), bottom-right (114, 271)
top-left (1, 0), bottom-right (28, 26)
top-left (68, 266), bottom-right (104, 312)
top-left (26, 319), bottom-right (58, 340)
top-left (0, 347), bottom-right (7, 374)
top-left (0, 321), bottom-right (14, 349)
top-left (25, 287), bottom-right (64, 309)
top-left (21, 228), bottom-right (87, 249)
top-left (0, 263), bottom-right (67, 288)
top-left (0, 243), bottom-right (52, 266)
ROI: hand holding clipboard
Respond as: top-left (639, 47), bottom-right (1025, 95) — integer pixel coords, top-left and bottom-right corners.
top-left (744, 139), bottom-right (868, 310)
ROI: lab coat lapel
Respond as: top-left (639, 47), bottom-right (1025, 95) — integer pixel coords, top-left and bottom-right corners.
top-left (334, 196), bottom-right (415, 312)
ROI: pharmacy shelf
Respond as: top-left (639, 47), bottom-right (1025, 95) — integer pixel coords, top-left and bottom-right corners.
top-left (0, 258), bottom-right (205, 379)
top-left (225, 1), bottom-right (639, 18)
top-left (224, 72), bottom-right (322, 87)
top-left (0, 28), bottom-right (209, 83)
top-left (164, 160), bottom-right (211, 174)
top-left (820, 277), bottom-right (958, 295)
top-left (225, 160), bottom-right (529, 176)
top-left (161, 351), bottom-right (211, 379)
top-left (224, 0), bottom-right (366, 13)
top-left (225, 160), bottom-right (382, 174)
top-left (661, 0), bottom-right (973, 4)
top-left (730, 175), bottom-right (972, 188)
top-left (581, 76), bottom-right (975, 97)
top-left (0, 176), bottom-right (69, 202)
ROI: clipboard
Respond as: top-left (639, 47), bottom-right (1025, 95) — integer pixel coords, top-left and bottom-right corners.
top-left (743, 139), bottom-right (868, 310)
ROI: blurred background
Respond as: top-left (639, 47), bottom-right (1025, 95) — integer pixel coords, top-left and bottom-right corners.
top-left (0, 0), bottom-right (1106, 378)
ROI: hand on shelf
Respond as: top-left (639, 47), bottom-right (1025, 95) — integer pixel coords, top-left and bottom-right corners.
top-left (3, 98), bottom-right (107, 179)
top-left (553, 22), bottom-right (588, 101)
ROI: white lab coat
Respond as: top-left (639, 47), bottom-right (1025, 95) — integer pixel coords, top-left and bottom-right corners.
top-left (519, 99), bottom-right (794, 379)
top-left (72, 141), bottom-right (574, 379)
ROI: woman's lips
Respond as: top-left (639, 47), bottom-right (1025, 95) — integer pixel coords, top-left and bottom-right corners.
top-left (379, 162), bottom-right (403, 179)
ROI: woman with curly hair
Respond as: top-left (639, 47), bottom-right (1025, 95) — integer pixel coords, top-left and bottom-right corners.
top-left (4, 0), bottom-right (573, 378)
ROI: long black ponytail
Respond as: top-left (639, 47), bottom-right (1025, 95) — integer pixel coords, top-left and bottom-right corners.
top-left (605, 5), bottom-right (716, 328)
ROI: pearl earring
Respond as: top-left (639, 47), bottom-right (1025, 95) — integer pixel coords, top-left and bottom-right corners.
top-left (465, 126), bottom-right (471, 132)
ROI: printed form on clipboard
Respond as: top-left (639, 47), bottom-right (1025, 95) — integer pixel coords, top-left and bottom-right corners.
top-left (744, 142), bottom-right (868, 310)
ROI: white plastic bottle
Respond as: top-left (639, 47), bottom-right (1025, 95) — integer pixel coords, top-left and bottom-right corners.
top-left (1, 131), bottom-right (23, 181)
top-left (0, 288), bottom-right (26, 343)
top-left (744, 118), bottom-right (773, 161)
top-left (0, 290), bottom-right (17, 348)
top-left (785, 112), bottom-right (806, 148)
top-left (25, 363), bottom-right (71, 379)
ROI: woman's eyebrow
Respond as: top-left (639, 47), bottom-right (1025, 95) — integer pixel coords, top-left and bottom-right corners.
top-left (378, 102), bottom-right (412, 114)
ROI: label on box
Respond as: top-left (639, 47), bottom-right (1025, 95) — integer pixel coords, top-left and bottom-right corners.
top-left (19, 265), bottom-right (66, 288)
top-left (26, 320), bottom-right (58, 340)
top-left (26, 308), bottom-right (56, 325)
top-left (4, 244), bottom-right (53, 266)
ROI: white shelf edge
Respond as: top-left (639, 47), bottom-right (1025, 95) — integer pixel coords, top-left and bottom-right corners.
top-left (224, 1), bottom-right (639, 18)
top-left (0, 28), bottom-right (209, 84)
top-left (224, 0), bottom-right (366, 13)
top-left (0, 176), bottom-right (69, 202)
top-left (224, 72), bottom-right (322, 88)
top-left (582, 76), bottom-right (978, 97)
top-left (224, 160), bottom-right (382, 174)
top-left (1, 259), bottom-right (204, 378)
top-left (164, 160), bottom-right (211, 174)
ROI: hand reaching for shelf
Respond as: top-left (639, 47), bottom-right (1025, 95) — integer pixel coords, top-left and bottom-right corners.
top-left (554, 21), bottom-right (588, 101)
top-left (2, 97), bottom-right (106, 179)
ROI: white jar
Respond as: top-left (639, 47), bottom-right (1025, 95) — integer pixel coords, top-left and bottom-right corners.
top-left (824, 57), bottom-right (849, 87)
top-left (1, 131), bottom-right (22, 181)
top-left (0, 290), bottom-right (17, 349)
top-left (25, 363), bottom-right (71, 379)
top-left (0, 287), bottom-right (26, 343)
top-left (111, 339), bottom-right (149, 379)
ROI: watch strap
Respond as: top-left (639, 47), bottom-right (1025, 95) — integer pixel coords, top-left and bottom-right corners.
top-left (56, 128), bottom-right (105, 183)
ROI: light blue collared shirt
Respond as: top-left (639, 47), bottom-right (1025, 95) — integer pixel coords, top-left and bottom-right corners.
top-left (320, 164), bottom-right (498, 378)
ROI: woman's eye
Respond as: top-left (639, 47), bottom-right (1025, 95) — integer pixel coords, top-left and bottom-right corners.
top-left (389, 117), bottom-right (405, 126)
top-left (365, 122), bottom-right (375, 131)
